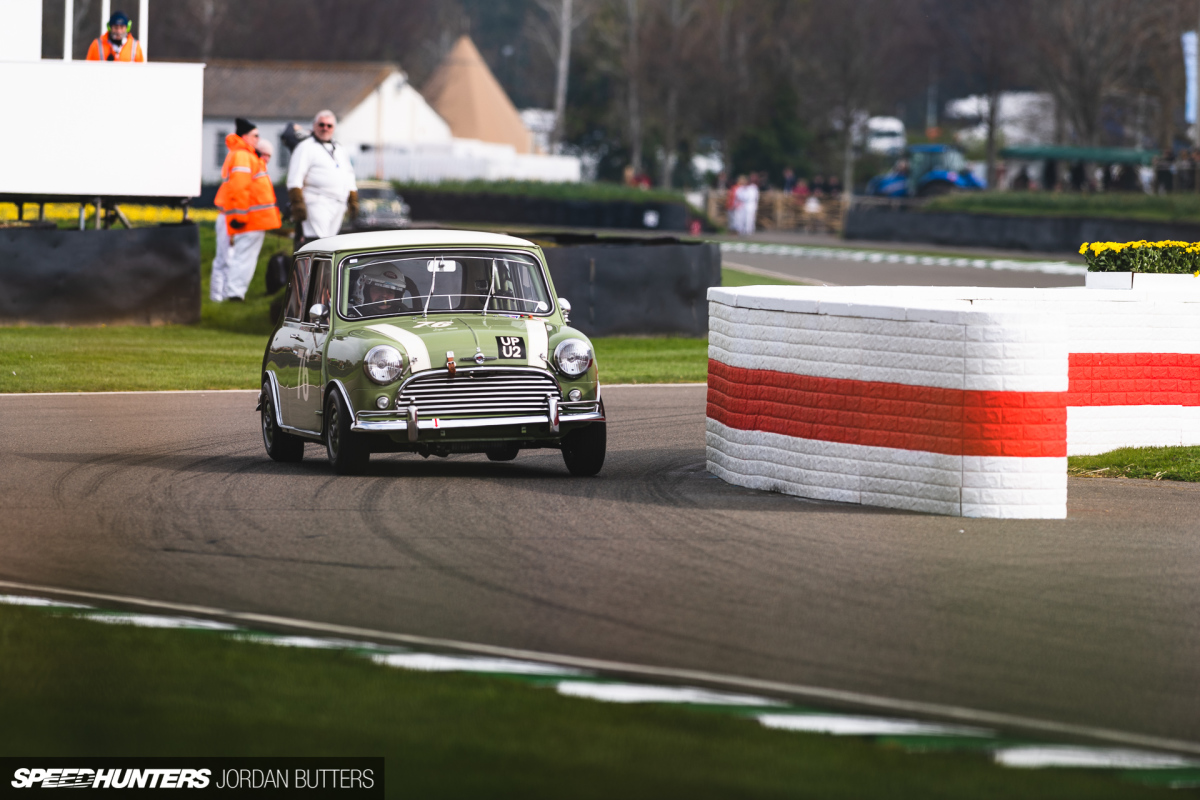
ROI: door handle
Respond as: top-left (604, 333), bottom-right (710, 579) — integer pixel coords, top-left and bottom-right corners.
top-left (289, 334), bottom-right (303, 341)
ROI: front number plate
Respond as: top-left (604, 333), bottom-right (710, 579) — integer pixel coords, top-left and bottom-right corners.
top-left (496, 336), bottom-right (526, 360)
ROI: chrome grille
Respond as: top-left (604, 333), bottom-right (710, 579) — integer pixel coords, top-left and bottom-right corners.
top-left (398, 369), bottom-right (561, 418)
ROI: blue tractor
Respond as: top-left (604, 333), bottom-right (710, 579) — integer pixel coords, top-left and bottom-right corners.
top-left (866, 144), bottom-right (985, 198)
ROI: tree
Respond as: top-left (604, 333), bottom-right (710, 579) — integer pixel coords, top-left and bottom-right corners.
top-left (530, 0), bottom-right (592, 152)
top-left (1031, 0), bottom-right (1154, 146)
top-left (938, 0), bottom-right (1031, 188)
top-left (803, 0), bottom-right (899, 203)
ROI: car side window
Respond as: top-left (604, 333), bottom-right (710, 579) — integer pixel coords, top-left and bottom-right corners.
top-left (284, 256), bottom-right (312, 321)
top-left (305, 259), bottom-right (332, 324)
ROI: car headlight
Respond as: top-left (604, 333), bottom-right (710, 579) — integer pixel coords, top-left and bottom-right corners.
top-left (554, 339), bottom-right (592, 378)
top-left (364, 345), bottom-right (404, 384)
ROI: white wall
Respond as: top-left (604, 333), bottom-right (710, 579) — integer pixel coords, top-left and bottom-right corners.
top-left (1, 61), bottom-right (204, 197)
top-left (339, 73), bottom-right (453, 159)
top-left (359, 139), bottom-right (582, 183)
top-left (0, 0), bottom-right (41, 61)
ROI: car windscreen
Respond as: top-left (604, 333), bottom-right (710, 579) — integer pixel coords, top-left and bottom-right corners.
top-left (341, 250), bottom-right (552, 319)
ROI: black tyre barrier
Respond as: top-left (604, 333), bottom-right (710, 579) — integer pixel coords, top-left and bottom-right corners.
top-left (845, 206), bottom-right (1200, 253)
top-left (0, 224), bottom-right (200, 326)
top-left (401, 190), bottom-right (690, 232)
top-left (532, 233), bottom-right (720, 337)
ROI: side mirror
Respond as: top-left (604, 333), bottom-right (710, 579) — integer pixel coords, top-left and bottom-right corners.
top-left (309, 303), bottom-right (329, 323)
top-left (558, 298), bottom-right (571, 323)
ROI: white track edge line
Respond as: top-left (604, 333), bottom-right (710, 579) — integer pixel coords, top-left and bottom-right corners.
top-left (1, 578), bottom-right (1196, 757)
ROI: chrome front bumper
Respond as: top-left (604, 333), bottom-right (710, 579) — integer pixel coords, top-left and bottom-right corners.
top-left (352, 401), bottom-right (604, 436)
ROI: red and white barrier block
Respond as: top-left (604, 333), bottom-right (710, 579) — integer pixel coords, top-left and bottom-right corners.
top-left (708, 281), bottom-right (1200, 518)
top-left (707, 287), bottom-right (1068, 518)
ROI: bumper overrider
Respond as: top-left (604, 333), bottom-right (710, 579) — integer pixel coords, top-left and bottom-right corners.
top-left (350, 366), bottom-right (604, 442)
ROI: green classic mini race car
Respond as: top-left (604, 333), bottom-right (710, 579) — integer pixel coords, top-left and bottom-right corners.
top-left (258, 230), bottom-right (605, 476)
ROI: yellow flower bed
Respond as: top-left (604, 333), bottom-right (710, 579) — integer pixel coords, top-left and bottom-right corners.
top-left (0, 202), bottom-right (218, 225)
top-left (1080, 239), bottom-right (1200, 274)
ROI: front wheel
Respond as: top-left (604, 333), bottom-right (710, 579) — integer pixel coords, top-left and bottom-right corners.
top-left (325, 391), bottom-right (370, 475)
top-left (561, 422), bottom-right (606, 476)
top-left (261, 383), bottom-right (304, 462)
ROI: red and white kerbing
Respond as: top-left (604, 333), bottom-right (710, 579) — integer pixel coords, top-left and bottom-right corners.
top-left (708, 281), bottom-right (1200, 518)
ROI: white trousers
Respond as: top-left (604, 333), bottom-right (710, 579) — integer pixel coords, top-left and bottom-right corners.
top-left (210, 213), bottom-right (265, 301)
top-left (301, 191), bottom-right (348, 239)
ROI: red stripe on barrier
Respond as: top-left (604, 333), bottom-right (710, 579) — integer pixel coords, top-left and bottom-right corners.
top-left (707, 360), bottom-right (1066, 457)
top-left (1068, 353), bottom-right (1200, 407)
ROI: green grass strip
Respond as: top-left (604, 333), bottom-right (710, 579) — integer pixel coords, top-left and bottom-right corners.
top-left (1068, 446), bottom-right (1200, 482)
top-left (0, 605), bottom-right (1162, 799)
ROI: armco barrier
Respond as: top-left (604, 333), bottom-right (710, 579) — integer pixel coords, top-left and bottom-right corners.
top-left (0, 224), bottom-right (200, 326)
top-left (707, 279), bottom-right (1200, 518)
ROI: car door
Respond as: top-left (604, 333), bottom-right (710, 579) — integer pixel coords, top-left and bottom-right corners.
top-left (290, 257), bottom-right (333, 430)
top-left (270, 255), bottom-right (311, 429)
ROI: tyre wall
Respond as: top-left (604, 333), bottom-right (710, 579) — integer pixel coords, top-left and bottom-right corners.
top-left (540, 235), bottom-right (721, 337)
top-left (707, 281), bottom-right (1200, 518)
top-left (0, 224), bottom-right (200, 326)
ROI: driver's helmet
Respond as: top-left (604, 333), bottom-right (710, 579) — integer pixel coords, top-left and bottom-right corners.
top-left (356, 269), bottom-right (405, 305)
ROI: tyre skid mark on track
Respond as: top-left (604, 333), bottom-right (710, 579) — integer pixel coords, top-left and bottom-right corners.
top-left (356, 476), bottom-right (782, 662)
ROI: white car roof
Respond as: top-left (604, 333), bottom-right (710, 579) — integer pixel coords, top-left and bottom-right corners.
top-left (296, 229), bottom-right (538, 254)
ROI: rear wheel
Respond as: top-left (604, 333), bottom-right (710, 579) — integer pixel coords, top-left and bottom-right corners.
top-left (325, 391), bottom-right (370, 475)
top-left (261, 383), bottom-right (304, 462)
top-left (561, 422), bottom-right (606, 476)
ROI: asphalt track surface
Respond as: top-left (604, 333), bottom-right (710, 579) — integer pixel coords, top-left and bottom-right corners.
top-left (2, 387), bottom-right (1199, 748)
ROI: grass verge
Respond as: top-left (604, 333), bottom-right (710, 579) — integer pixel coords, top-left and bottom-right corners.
top-left (0, 604), bottom-right (1161, 800)
top-left (1068, 445), bottom-right (1200, 482)
top-left (0, 225), bottom-right (721, 392)
top-left (923, 192), bottom-right (1200, 224)
top-left (721, 266), bottom-right (804, 287)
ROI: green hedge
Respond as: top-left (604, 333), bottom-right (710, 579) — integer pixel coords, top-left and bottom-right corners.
top-left (392, 180), bottom-right (688, 205)
top-left (1081, 240), bottom-right (1200, 273)
top-left (924, 192), bottom-right (1200, 223)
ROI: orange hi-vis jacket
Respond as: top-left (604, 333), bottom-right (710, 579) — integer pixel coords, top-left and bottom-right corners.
top-left (86, 35), bottom-right (145, 62)
top-left (214, 133), bottom-right (282, 236)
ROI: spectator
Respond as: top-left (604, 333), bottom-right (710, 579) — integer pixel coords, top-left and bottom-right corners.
top-left (1012, 166), bottom-right (1031, 191)
top-left (812, 175), bottom-right (827, 196)
top-left (733, 174), bottom-right (759, 235)
top-left (792, 177), bottom-right (811, 198)
top-left (725, 178), bottom-right (740, 230)
top-left (828, 175), bottom-right (842, 198)
top-left (782, 167), bottom-right (797, 193)
top-left (287, 110), bottom-right (359, 244)
top-left (86, 10), bottom-right (144, 62)
top-left (211, 118), bottom-right (282, 303)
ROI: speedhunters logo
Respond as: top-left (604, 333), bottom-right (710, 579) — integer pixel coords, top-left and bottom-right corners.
top-left (12, 769), bottom-right (211, 789)
top-left (2, 759), bottom-right (382, 794)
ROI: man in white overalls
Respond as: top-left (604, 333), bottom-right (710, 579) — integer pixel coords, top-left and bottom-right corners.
top-left (286, 110), bottom-right (359, 243)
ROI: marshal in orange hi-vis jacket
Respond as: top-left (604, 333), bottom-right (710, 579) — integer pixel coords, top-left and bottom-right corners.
top-left (85, 35), bottom-right (144, 62)
top-left (214, 134), bottom-right (282, 236)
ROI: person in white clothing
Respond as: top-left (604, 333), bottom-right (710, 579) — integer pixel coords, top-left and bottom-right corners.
top-left (734, 175), bottom-right (760, 235)
top-left (286, 110), bottom-right (359, 243)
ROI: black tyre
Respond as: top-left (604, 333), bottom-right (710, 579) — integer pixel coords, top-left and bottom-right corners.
top-left (325, 391), bottom-right (370, 475)
top-left (486, 444), bottom-right (520, 462)
top-left (261, 383), bottom-right (304, 462)
top-left (561, 422), bottom-right (606, 476)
